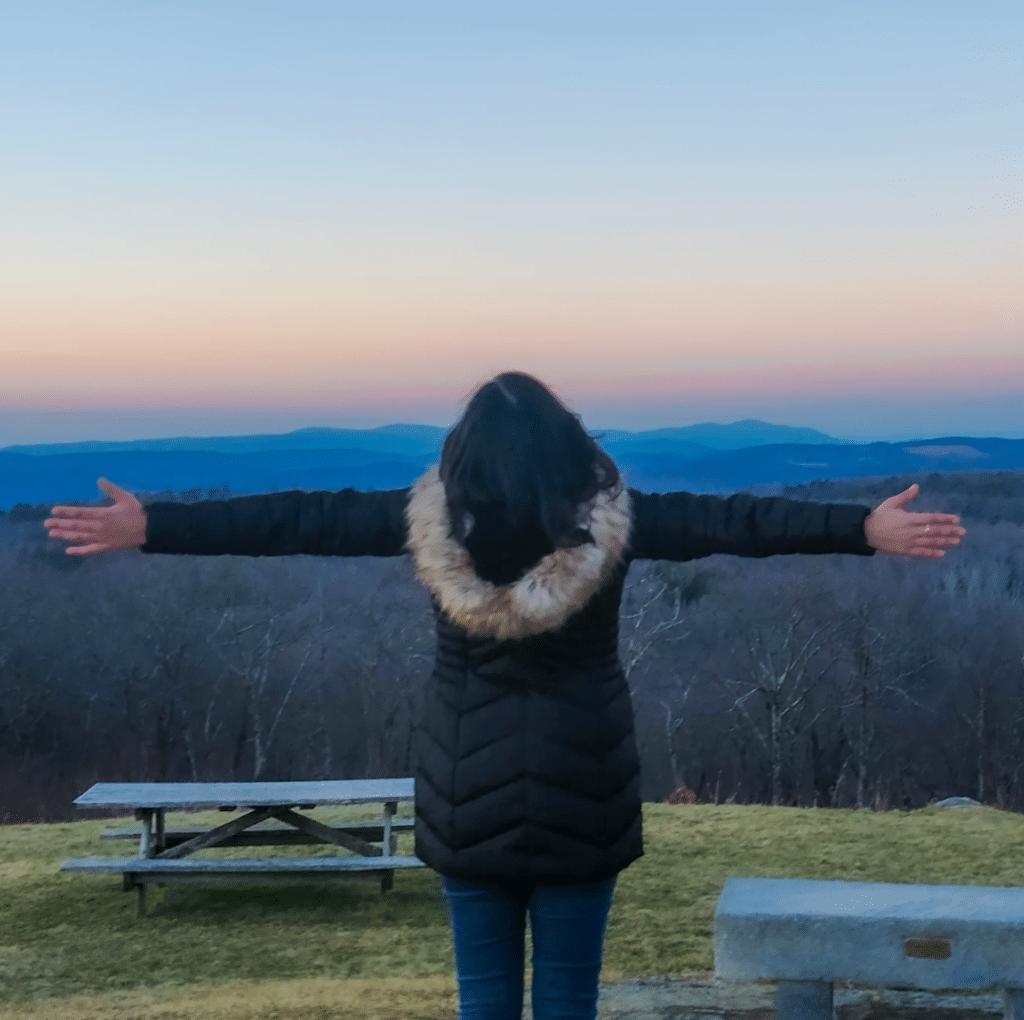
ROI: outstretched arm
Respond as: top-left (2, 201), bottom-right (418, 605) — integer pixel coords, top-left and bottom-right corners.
top-left (628, 483), bottom-right (963, 561)
top-left (46, 477), bottom-right (410, 557)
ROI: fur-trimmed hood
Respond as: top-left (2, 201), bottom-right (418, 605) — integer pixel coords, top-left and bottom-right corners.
top-left (405, 466), bottom-right (632, 641)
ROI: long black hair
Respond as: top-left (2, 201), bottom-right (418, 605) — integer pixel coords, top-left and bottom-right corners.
top-left (439, 372), bottom-right (621, 550)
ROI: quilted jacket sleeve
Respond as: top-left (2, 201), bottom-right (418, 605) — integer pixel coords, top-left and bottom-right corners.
top-left (628, 488), bottom-right (875, 561)
top-left (140, 488), bottom-right (410, 557)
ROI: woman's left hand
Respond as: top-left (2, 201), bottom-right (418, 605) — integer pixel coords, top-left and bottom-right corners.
top-left (863, 484), bottom-right (966, 558)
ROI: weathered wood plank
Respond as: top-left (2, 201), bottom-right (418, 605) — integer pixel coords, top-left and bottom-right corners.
top-left (155, 807), bottom-right (274, 859)
top-left (101, 820), bottom-right (419, 832)
top-left (74, 779), bottom-right (415, 811)
top-left (269, 807), bottom-right (382, 857)
top-left (101, 820), bottom-right (415, 847)
top-left (109, 829), bottom-right (333, 848)
top-left (119, 870), bottom-right (391, 887)
top-left (63, 855), bottom-right (425, 873)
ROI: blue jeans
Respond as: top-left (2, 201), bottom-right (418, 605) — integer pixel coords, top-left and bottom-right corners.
top-left (441, 875), bottom-right (617, 1020)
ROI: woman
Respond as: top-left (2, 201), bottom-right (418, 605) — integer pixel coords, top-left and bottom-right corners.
top-left (46, 371), bottom-right (964, 1020)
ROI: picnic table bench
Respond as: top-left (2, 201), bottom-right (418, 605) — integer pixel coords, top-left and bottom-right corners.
top-left (715, 877), bottom-right (1024, 1020)
top-left (62, 779), bottom-right (425, 916)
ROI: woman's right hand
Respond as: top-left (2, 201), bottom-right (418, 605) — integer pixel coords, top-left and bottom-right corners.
top-left (45, 477), bottom-right (148, 556)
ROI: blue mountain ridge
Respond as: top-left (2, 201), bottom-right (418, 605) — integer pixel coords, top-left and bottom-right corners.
top-left (1, 429), bottom-right (1021, 510)
top-left (615, 437), bottom-right (1022, 494)
top-left (0, 425), bottom-right (449, 459)
top-left (0, 419), bottom-right (837, 458)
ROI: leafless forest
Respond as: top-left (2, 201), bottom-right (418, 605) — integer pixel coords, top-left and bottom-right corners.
top-left (2, 470), bottom-right (1023, 824)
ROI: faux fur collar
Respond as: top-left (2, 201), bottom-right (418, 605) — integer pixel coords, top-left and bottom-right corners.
top-left (405, 466), bottom-right (632, 641)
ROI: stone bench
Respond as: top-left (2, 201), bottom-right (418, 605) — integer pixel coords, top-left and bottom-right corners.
top-left (714, 877), bottom-right (1024, 1020)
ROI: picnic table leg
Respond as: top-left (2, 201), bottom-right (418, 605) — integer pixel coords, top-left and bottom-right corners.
top-left (135, 809), bottom-right (154, 858)
top-left (1005, 988), bottom-right (1024, 1020)
top-left (123, 873), bottom-right (146, 918)
top-left (155, 809), bottom-right (166, 854)
top-left (777, 979), bottom-right (833, 1020)
top-left (383, 801), bottom-right (397, 855)
top-left (380, 800), bottom-right (398, 893)
top-left (130, 810), bottom-right (158, 916)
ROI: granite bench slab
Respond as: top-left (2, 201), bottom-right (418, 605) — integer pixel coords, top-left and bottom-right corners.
top-left (715, 877), bottom-right (1024, 1020)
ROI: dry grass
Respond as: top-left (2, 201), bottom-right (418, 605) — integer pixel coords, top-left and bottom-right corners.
top-left (3, 801), bottom-right (1024, 1018)
top-left (0, 976), bottom-right (460, 1020)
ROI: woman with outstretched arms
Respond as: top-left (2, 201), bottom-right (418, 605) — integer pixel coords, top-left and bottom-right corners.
top-left (46, 371), bottom-right (964, 1020)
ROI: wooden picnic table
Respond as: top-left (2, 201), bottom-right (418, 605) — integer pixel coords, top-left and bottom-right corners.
top-left (62, 779), bottom-right (425, 916)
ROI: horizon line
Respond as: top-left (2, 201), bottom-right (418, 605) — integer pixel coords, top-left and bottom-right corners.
top-left (5, 420), bottom-right (1024, 452)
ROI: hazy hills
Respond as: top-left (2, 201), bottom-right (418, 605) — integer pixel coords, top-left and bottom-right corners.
top-left (1, 419), bottom-right (834, 458)
top-left (1, 423), bottom-right (450, 460)
top-left (1, 420), bottom-right (1022, 509)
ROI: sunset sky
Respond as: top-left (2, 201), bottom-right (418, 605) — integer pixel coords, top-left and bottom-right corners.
top-left (1, 1), bottom-right (1021, 445)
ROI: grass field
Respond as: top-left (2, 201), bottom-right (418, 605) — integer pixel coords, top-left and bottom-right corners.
top-left (2, 801), bottom-right (1024, 1019)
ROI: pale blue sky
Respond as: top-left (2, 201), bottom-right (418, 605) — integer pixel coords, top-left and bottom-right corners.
top-left (1, 1), bottom-right (1020, 444)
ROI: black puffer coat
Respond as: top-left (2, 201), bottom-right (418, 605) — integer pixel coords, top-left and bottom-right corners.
top-left (142, 468), bottom-right (874, 888)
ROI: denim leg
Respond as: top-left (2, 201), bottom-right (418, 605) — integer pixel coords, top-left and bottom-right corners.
top-left (442, 876), bottom-right (528, 1020)
top-left (528, 877), bottom-right (617, 1020)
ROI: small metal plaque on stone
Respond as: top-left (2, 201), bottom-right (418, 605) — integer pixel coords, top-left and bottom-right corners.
top-left (905, 938), bottom-right (952, 960)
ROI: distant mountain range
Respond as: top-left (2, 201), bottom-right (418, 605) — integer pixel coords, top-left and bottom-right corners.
top-left (1, 420), bottom-right (1022, 509)
top-left (1, 419), bottom-right (835, 458)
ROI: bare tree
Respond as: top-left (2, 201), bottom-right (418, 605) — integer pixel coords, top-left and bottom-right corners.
top-left (620, 563), bottom-right (695, 681)
top-left (209, 599), bottom-right (316, 780)
top-left (834, 601), bottom-right (937, 809)
top-left (620, 562), bottom-right (705, 795)
top-left (659, 695), bottom-right (693, 791)
top-left (717, 599), bottom-right (840, 806)
top-left (1009, 653), bottom-right (1024, 807)
top-left (334, 558), bottom-right (433, 778)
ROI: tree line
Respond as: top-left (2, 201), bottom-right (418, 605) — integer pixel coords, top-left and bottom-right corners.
top-left (1, 470), bottom-right (1022, 823)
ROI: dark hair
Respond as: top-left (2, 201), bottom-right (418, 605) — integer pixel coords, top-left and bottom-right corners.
top-left (439, 371), bottom-right (621, 549)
